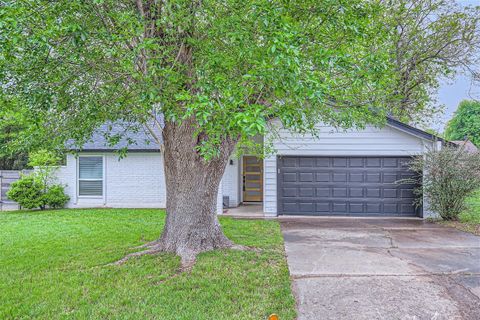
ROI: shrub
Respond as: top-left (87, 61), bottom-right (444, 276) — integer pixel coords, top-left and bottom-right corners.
top-left (43, 184), bottom-right (70, 209)
top-left (7, 175), bottom-right (44, 209)
top-left (405, 146), bottom-right (480, 220)
top-left (7, 150), bottom-right (70, 210)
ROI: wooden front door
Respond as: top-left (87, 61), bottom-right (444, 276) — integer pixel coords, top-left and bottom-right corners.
top-left (243, 156), bottom-right (263, 202)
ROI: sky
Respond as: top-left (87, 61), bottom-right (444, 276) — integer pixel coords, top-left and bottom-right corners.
top-left (436, 75), bottom-right (478, 132)
top-left (433, 0), bottom-right (480, 132)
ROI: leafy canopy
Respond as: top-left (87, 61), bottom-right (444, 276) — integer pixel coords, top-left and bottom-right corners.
top-left (1, 0), bottom-right (398, 158)
top-left (445, 100), bottom-right (480, 147)
top-left (0, 97), bottom-right (31, 169)
top-left (385, 0), bottom-right (480, 125)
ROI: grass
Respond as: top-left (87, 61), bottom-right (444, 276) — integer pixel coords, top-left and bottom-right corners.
top-left (0, 209), bottom-right (296, 320)
top-left (441, 190), bottom-right (480, 235)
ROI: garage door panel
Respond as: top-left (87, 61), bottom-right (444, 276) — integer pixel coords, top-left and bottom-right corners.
top-left (401, 203), bottom-right (416, 215)
top-left (283, 202), bottom-right (298, 212)
top-left (333, 173), bottom-right (347, 182)
top-left (333, 158), bottom-right (347, 167)
top-left (332, 188), bottom-right (347, 197)
top-left (282, 157), bottom-right (297, 167)
top-left (366, 173), bottom-right (381, 183)
top-left (383, 158), bottom-right (398, 167)
top-left (349, 188), bottom-right (364, 197)
top-left (349, 203), bottom-right (364, 213)
top-left (278, 156), bottom-right (420, 216)
top-left (349, 173), bottom-right (364, 182)
top-left (384, 203), bottom-right (399, 214)
top-left (315, 188), bottom-right (329, 198)
top-left (316, 172), bottom-right (330, 182)
top-left (299, 158), bottom-right (316, 167)
top-left (333, 203), bottom-right (347, 212)
top-left (366, 188), bottom-right (381, 198)
top-left (316, 202), bottom-right (330, 212)
top-left (300, 202), bottom-right (315, 212)
top-left (400, 189), bottom-right (414, 198)
top-left (316, 158), bottom-right (330, 167)
top-left (282, 172), bottom-right (297, 182)
top-left (366, 158), bottom-right (381, 167)
top-left (299, 187), bottom-right (314, 197)
top-left (400, 172), bottom-right (416, 179)
top-left (366, 203), bottom-right (381, 213)
top-left (383, 188), bottom-right (398, 198)
top-left (299, 172), bottom-right (314, 182)
top-left (282, 188), bottom-right (297, 197)
top-left (349, 158), bottom-right (364, 167)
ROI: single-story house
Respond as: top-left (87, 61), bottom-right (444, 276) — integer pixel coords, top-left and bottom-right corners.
top-left (56, 117), bottom-right (444, 218)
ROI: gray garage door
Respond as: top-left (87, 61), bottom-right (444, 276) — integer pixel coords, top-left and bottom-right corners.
top-left (278, 156), bottom-right (421, 216)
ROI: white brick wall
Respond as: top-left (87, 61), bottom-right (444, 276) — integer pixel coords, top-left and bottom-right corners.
top-left (56, 152), bottom-right (223, 214)
top-left (222, 156), bottom-right (241, 207)
top-left (105, 153), bottom-right (166, 207)
top-left (57, 153), bottom-right (165, 208)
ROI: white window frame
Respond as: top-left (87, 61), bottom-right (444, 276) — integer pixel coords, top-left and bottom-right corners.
top-left (77, 155), bottom-right (105, 198)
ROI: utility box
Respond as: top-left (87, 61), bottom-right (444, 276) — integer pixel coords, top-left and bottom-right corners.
top-left (222, 196), bottom-right (230, 209)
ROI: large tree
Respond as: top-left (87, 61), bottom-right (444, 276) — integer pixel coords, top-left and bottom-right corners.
top-left (385, 0), bottom-right (480, 124)
top-left (445, 100), bottom-right (480, 146)
top-left (1, 0), bottom-right (402, 263)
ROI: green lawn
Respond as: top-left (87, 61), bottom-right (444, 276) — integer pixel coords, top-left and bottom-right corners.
top-left (441, 190), bottom-right (480, 235)
top-left (0, 209), bottom-right (296, 320)
top-left (461, 190), bottom-right (480, 224)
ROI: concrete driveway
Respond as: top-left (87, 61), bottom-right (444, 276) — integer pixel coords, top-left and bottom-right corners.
top-left (280, 218), bottom-right (480, 320)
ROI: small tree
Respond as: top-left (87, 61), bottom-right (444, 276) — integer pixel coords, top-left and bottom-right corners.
top-left (28, 150), bottom-right (62, 193)
top-left (406, 146), bottom-right (480, 220)
top-left (7, 150), bottom-right (69, 210)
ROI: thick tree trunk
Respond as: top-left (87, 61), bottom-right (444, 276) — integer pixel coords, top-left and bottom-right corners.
top-left (155, 118), bottom-right (237, 262)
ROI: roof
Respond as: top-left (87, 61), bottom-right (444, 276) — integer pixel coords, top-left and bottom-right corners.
top-left (72, 116), bottom-right (443, 152)
top-left (68, 120), bottom-right (162, 152)
top-left (450, 140), bottom-right (479, 153)
top-left (386, 117), bottom-right (444, 142)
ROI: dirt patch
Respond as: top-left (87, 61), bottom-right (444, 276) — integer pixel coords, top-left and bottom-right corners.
top-left (439, 221), bottom-right (480, 236)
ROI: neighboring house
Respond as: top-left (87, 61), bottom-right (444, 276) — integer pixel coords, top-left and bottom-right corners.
top-left (56, 117), bottom-right (444, 218)
top-left (450, 139), bottom-right (478, 153)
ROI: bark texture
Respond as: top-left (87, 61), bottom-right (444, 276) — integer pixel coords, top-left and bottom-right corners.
top-left (149, 118), bottom-right (237, 263)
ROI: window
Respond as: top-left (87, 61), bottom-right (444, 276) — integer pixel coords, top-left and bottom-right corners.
top-left (78, 156), bottom-right (103, 196)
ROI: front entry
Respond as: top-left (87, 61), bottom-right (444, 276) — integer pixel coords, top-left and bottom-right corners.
top-left (242, 156), bottom-right (263, 202)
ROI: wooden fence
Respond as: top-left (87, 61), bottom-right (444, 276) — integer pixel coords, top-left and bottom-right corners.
top-left (0, 170), bottom-right (32, 211)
